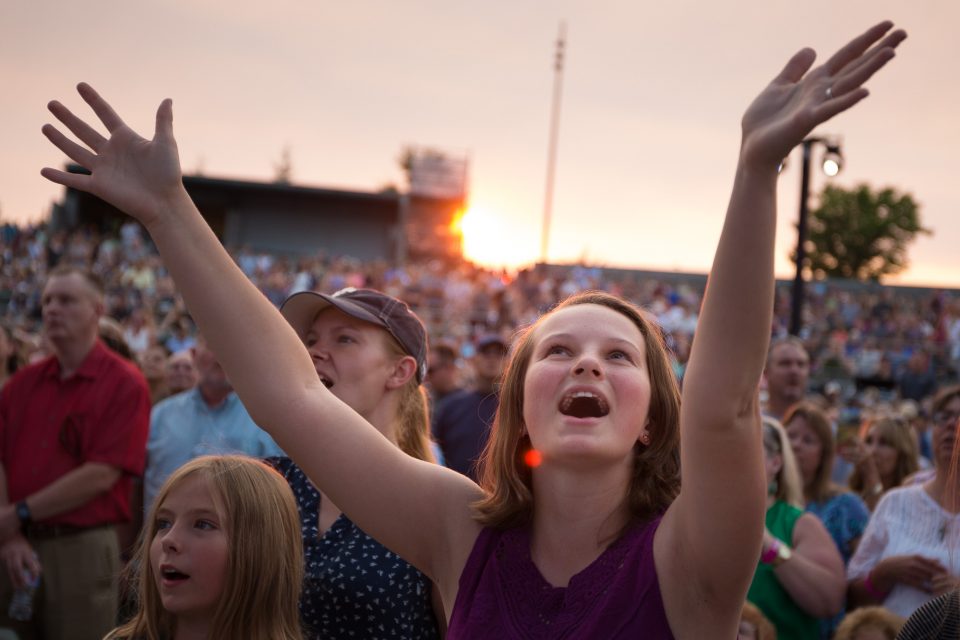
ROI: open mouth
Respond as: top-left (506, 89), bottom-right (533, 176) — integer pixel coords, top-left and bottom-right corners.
top-left (161, 567), bottom-right (190, 582)
top-left (318, 373), bottom-right (334, 389)
top-left (559, 391), bottom-right (609, 419)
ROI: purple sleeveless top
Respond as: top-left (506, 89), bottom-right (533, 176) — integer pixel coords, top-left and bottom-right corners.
top-left (447, 515), bottom-right (674, 639)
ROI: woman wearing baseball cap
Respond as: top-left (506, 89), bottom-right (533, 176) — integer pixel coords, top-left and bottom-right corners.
top-left (265, 286), bottom-right (442, 638)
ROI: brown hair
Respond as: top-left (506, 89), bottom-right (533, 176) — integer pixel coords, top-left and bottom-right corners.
top-left (383, 334), bottom-right (436, 463)
top-left (934, 385), bottom-right (960, 511)
top-left (108, 456), bottom-right (303, 640)
top-left (473, 291), bottom-right (681, 529)
top-left (833, 605), bottom-right (904, 640)
top-left (783, 402), bottom-right (841, 503)
top-left (933, 385), bottom-right (960, 416)
top-left (849, 417), bottom-right (918, 493)
top-left (99, 317), bottom-right (136, 362)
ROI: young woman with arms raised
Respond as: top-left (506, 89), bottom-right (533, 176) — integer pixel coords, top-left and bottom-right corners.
top-left (40, 22), bottom-right (905, 638)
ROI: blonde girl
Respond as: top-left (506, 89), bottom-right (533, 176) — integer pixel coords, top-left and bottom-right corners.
top-left (107, 456), bottom-right (303, 640)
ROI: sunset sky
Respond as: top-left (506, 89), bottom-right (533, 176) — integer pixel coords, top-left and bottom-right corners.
top-left (2, 2), bottom-right (957, 285)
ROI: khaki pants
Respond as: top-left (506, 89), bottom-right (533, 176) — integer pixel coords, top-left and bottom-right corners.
top-left (0, 527), bottom-right (119, 640)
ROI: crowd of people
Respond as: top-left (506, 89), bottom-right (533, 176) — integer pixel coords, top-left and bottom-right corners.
top-left (2, 221), bottom-right (958, 408)
top-left (2, 19), bottom-right (958, 640)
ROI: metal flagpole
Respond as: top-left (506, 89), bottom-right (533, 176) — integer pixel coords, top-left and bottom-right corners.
top-left (539, 22), bottom-right (566, 264)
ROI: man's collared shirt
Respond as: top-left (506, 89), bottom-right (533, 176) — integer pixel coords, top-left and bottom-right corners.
top-left (144, 387), bottom-right (283, 510)
top-left (0, 340), bottom-right (151, 527)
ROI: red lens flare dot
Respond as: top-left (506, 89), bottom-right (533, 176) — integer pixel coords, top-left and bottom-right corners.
top-left (524, 449), bottom-right (542, 468)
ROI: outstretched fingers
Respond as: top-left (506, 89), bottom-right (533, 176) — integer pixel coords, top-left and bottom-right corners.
top-left (41, 123), bottom-right (97, 168)
top-left (811, 87), bottom-right (870, 124)
top-left (839, 27), bottom-right (907, 77)
top-left (773, 47), bottom-right (817, 85)
top-left (39, 166), bottom-right (92, 191)
top-left (77, 82), bottom-right (127, 133)
top-left (831, 47), bottom-right (897, 97)
top-left (823, 21), bottom-right (894, 76)
top-left (47, 100), bottom-right (107, 152)
top-left (831, 30), bottom-right (906, 95)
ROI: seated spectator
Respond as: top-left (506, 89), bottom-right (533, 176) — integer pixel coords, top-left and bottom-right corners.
top-left (833, 606), bottom-right (904, 640)
top-left (787, 403), bottom-right (871, 562)
top-left (432, 333), bottom-right (507, 481)
top-left (99, 316), bottom-right (136, 362)
top-left (748, 418), bottom-right (845, 640)
top-left (161, 313), bottom-right (196, 354)
top-left (898, 590), bottom-right (960, 639)
top-left (785, 402), bottom-right (871, 637)
top-left (165, 349), bottom-right (197, 395)
top-left (844, 417), bottom-right (919, 511)
top-left (139, 343), bottom-right (171, 405)
top-left (143, 335), bottom-right (283, 510)
top-left (425, 340), bottom-right (461, 408)
top-left (897, 350), bottom-right (937, 404)
top-left (847, 387), bottom-right (960, 618)
top-left (122, 308), bottom-right (155, 356)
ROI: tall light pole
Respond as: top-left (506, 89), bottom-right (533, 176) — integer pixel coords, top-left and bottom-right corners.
top-left (789, 137), bottom-right (843, 336)
top-left (539, 22), bottom-right (566, 264)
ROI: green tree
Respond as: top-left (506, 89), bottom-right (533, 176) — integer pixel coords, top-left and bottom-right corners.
top-left (800, 184), bottom-right (930, 281)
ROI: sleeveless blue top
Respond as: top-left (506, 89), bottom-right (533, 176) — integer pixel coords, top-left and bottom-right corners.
top-left (266, 457), bottom-right (440, 639)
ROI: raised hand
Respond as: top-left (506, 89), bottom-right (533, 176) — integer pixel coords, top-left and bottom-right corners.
top-left (40, 83), bottom-right (183, 228)
top-left (740, 21), bottom-right (906, 168)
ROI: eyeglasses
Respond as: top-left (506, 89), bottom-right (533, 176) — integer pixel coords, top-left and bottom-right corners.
top-left (933, 411), bottom-right (960, 427)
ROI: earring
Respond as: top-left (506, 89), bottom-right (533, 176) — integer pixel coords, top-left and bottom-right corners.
top-left (640, 432), bottom-right (651, 446)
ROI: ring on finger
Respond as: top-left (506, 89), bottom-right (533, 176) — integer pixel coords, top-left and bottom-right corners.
top-left (825, 86), bottom-right (834, 100)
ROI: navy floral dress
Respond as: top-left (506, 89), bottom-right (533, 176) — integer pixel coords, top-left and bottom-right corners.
top-left (266, 457), bottom-right (440, 640)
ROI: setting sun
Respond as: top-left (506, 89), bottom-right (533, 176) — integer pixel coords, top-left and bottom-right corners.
top-left (454, 203), bottom-right (536, 270)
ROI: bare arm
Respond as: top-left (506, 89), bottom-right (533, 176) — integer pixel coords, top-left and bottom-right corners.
top-left (0, 464), bottom-right (43, 589)
top-left (849, 554), bottom-right (947, 607)
top-left (657, 21), bottom-right (906, 632)
top-left (40, 87), bottom-right (482, 587)
top-left (771, 514), bottom-right (846, 617)
top-left (0, 462), bottom-right (122, 540)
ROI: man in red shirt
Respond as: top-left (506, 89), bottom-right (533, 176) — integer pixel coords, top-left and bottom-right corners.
top-left (0, 266), bottom-right (150, 639)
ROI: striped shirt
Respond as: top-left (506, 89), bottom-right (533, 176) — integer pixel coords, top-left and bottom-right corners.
top-left (899, 590), bottom-right (960, 639)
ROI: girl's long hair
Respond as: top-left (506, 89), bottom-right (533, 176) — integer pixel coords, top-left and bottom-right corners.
top-left (783, 402), bottom-right (842, 503)
top-left (848, 417), bottom-right (918, 493)
top-left (107, 456), bottom-right (303, 640)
